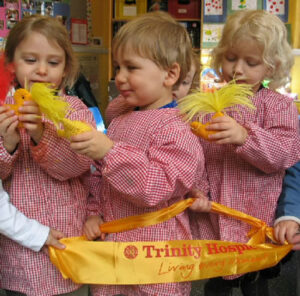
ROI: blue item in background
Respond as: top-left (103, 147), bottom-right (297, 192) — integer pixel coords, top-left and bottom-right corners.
top-left (89, 106), bottom-right (106, 134)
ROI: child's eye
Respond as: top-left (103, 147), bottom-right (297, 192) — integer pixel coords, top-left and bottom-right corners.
top-left (48, 61), bottom-right (59, 66)
top-left (247, 60), bottom-right (259, 67)
top-left (225, 55), bottom-right (236, 62)
top-left (127, 65), bottom-right (137, 71)
top-left (114, 65), bottom-right (120, 72)
top-left (24, 58), bottom-right (36, 63)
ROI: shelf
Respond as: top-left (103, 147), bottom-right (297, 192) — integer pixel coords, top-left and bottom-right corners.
top-left (112, 18), bottom-right (200, 22)
top-left (72, 45), bottom-right (108, 54)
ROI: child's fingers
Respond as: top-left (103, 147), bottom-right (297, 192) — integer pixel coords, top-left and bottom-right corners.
top-left (205, 122), bottom-right (229, 131)
top-left (189, 198), bottom-right (211, 212)
top-left (286, 223), bottom-right (300, 243)
top-left (71, 130), bottom-right (94, 142)
top-left (70, 141), bottom-right (89, 153)
top-left (47, 238), bottom-right (65, 250)
top-left (274, 221), bottom-right (299, 244)
top-left (18, 114), bottom-right (41, 124)
top-left (273, 224), bottom-right (285, 244)
top-left (83, 226), bottom-right (101, 241)
top-left (291, 234), bottom-right (300, 250)
top-left (19, 104), bottom-right (41, 116)
top-left (7, 119), bottom-right (19, 133)
top-left (0, 105), bottom-right (10, 113)
top-left (83, 218), bottom-right (102, 240)
top-left (45, 229), bottom-right (66, 250)
top-left (0, 115), bottom-right (18, 136)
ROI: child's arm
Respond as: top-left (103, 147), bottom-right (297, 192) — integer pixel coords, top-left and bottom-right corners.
top-left (30, 98), bottom-right (96, 181)
top-left (0, 106), bottom-right (21, 180)
top-left (71, 115), bottom-right (205, 208)
top-left (0, 106), bottom-right (20, 153)
top-left (274, 161), bottom-right (300, 249)
top-left (0, 183), bottom-right (65, 251)
top-left (210, 95), bottom-right (300, 173)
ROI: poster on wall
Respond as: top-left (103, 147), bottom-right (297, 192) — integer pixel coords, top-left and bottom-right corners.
top-left (203, 0), bottom-right (226, 23)
top-left (21, 0), bottom-right (36, 17)
top-left (5, 0), bottom-right (21, 30)
top-left (228, 0), bottom-right (263, 15)
top-left (263, 0), bottom-right (288, 22)
top-left (202, 23), bottom-right (224, 48)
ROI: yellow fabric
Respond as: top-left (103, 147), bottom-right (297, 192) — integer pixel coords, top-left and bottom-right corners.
top-left (49, 200), bottom-right (292, 284)
top-left (100, 197), bottom-right (195, 233)
top-left (49, 238), bottom-right (291, 285)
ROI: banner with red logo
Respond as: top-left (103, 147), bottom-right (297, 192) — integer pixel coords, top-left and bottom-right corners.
top-left (49, 199), bottom-right (292, 284)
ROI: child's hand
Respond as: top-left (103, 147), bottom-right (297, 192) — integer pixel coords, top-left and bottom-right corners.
top-left (83, 215), bottom-right (105, 241)
top-left (0, 106), bottom-right (20, 153)
top-left (189, 189), bottom-right (211, 212)
top-left (45, 228), bottom-right (65, 249)
top-left (274, 220), bottom-right (300, 246)
top-left (206, 115), bottom-right (248, 145)
top-left (70, 129), bottom-right (114, 160)
top-left (18, 100), bottom-right (44, 144)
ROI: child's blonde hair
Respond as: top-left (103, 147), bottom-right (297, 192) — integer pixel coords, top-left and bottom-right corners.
top-left (190, 50), bottom-right (201, 91)
top-left (112, 11), bottom-right (193, 88)
top-left (5, 15), bottom-right (79, 89)
top-left (211, 10), bottom-right (294, 90)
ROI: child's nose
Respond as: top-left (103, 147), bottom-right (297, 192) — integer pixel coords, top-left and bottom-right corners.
top-left (36, 62), bottom-right (47, 75)
top-left (115, 69), bottom-right (126, 84)
top-left (233, 60), bottom-right (244, 76)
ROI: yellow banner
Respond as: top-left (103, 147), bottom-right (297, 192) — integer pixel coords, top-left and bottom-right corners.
top-left (49, 199), bottom-right (293, 284)
top-left (49, 237), bottom-right (291, 285)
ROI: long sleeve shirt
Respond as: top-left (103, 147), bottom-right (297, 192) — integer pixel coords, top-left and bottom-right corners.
top-left (0, 180), bottom-right (49, 252)
top-left (193, 88), bottom-right (300, 244)
top-left (89, 107), bottom-right (207, 296)
top-left (275, 161), bottom-right (300, 225)
top-left (0, 95), bottom-right (95, 296)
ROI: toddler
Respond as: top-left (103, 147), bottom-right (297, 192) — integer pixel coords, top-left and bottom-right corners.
top-left (188, 9), bottom-right (300, 296)
top-left (0, 15), bottom-right (94, 296)
top-left (71, 11), bottom-right (207, 296)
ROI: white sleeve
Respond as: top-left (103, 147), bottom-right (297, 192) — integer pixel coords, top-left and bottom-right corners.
top-left (0, 182), bottom-right (50, 252)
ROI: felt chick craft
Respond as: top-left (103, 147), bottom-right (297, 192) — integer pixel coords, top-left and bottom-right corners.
top-left (4, 83), bottom-right (92, 139)
top-left (177, 81), bottom-right (256, 141)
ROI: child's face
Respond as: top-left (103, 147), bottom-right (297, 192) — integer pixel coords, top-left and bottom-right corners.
top-left (13, 31), bottom-right (66, 89)
top-left (172, 63), bottom-right (196, 100)
top-left (221, 38), bottom-right (271, 93)
top-left (114, 47), bottom-right (172, 110)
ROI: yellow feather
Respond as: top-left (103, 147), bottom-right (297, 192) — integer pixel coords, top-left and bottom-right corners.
top-left (178, 81), bottom-right (256, 122)
top-left (30, 83), bottom-right (70, 127)
top-left (58, 118), bottom-right (92, 139)
top-left (29, 83), bottom-right (92, 139)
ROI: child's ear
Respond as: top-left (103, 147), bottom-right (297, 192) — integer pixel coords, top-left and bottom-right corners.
top-left (164, 63), bottom-right (180, 87)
